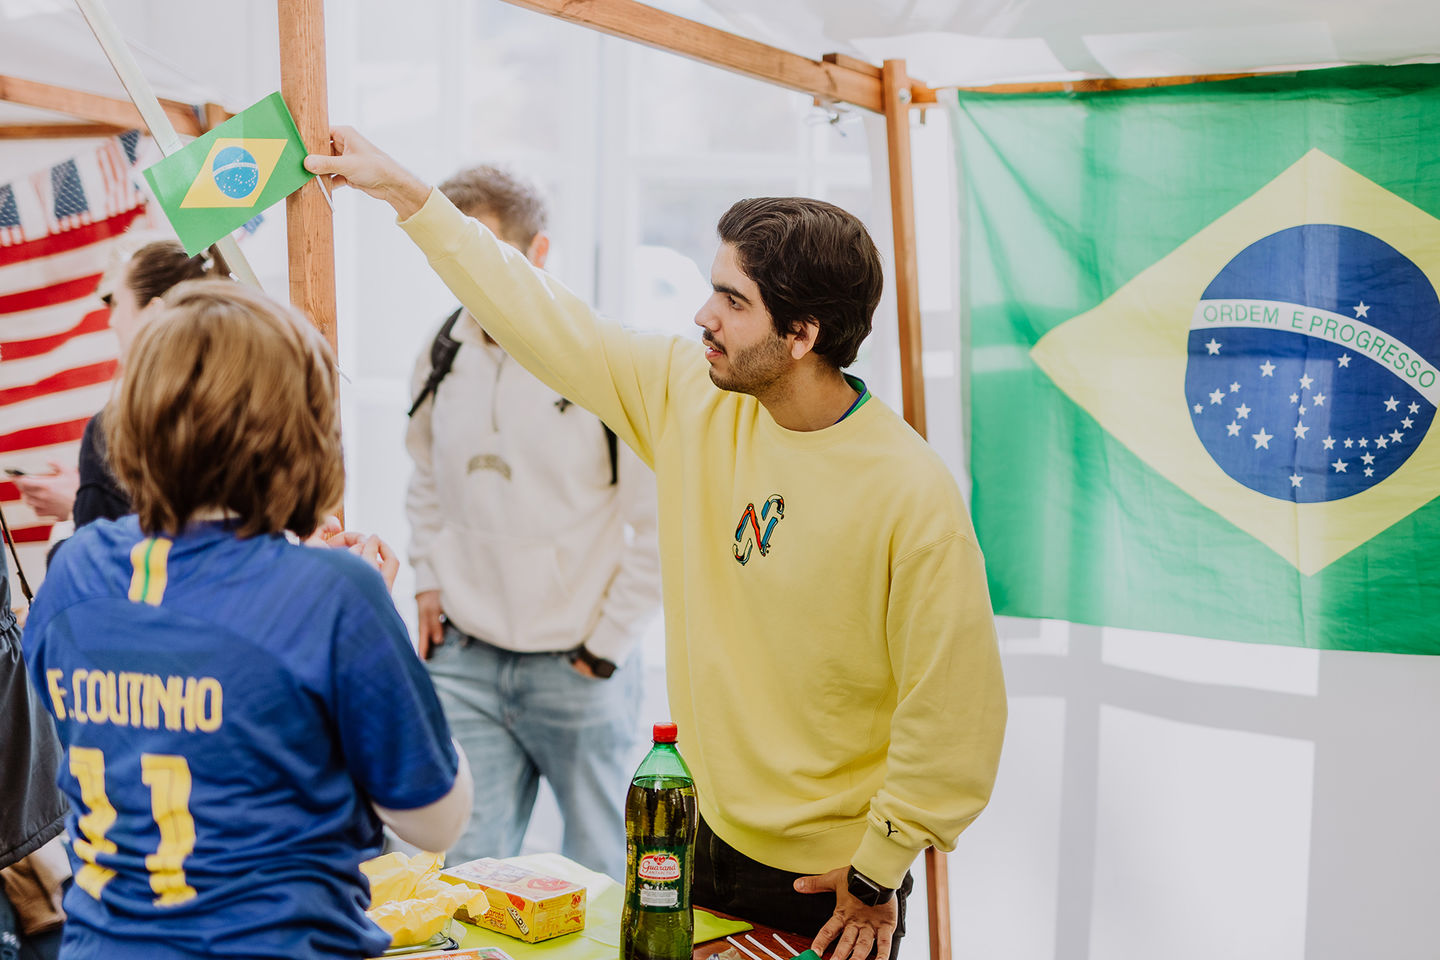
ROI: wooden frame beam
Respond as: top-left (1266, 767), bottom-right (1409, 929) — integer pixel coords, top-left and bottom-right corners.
top-left (881, 58), bottom-right (927, 438)
top-left (0, 74), bottom-right (205, 136)
top-left (0, 122), bottom-right (127, 139)
top-left (278, 0), bottom-right (337, 353)
top-left (955, 72), bottom-right (1255, 96)
top-left (496, 0), bottom-right (934, 113)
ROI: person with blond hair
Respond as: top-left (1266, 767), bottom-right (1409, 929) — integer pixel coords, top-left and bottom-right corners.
top-left (22, 282), bottom-right (470, 960)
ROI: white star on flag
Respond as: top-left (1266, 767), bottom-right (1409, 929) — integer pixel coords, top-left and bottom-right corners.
top-left (1289, 393), bottom-right (1299, 403)
top-left (1410, 402), bottom-right (1421, 414)
top-left (1361, 452), bottom-right (1375, 464)
top-left (1376, 436), bottom-right (1389, 449)
top-left (1338, 354), bottom-right (1351, 367)
top-left (1312, 393), bottom-right (1325, 406)
top-left (1259, 361), bottom-right (1275, 376)
top-left (1384, 396), bottom-right (1400, 411)
top-left (1193, 403), bottom-right (1203, 414)
top-left (1293, 422), bottom-right (1310, 439)
top-left (1289, 474), bottom-right (1303, 487)
top-left (1353, 302), bottom-right (1370, 318)
top-left (1205, 338), bottom-right (1222, 355)
top-left (1402, 417), bottom-right (1414, 428)
top-left (1226, 422), bottom-right (1241, 436)
top-left (1332, 458), bottom-right (1348, 472)
top-left (1299, 405), bottom-right (1308, 415)
top-left (1359, 437), bottom-right (1369, 447)
top-left (1323, 436), bottom-right (1335, 450)
top-left (1299, 373), bottom-right (1315, 390)
top-left (1229, 382), bottom-right (1241, 392)
top-left (1209, 388), bottom-right (1225, 404)
top-left (1344, 438), bottom-right (1353, 448)
top-left (1391, 430), bottom-right (1404, 443)
top-left (1252, 428), bottom-right (1273, 449)
top-left (1235, 403), bottom-right (1251, 419)
top-left (1365, 467), bottom-right (1375, 477)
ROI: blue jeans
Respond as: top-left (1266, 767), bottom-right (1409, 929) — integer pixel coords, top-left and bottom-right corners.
top-left (426, 626), bottom-right (640, 878)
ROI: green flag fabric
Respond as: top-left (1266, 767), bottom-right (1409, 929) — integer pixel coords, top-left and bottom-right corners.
top-left (143, 92), bottom-right (312, 255)
top-left (952, 65), bottom-right (1440, 655)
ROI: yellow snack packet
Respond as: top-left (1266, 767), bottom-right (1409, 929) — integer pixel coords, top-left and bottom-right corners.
top-left (366, 898), bottom-right (452, 946)
top-left (361, 850), bottom-right (441, 905)
top-left (361, 851), bottom-right (490, 947)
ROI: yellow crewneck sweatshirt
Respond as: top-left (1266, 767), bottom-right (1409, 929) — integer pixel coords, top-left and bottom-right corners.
top-left (402, 191), bottom-right (1007, 889)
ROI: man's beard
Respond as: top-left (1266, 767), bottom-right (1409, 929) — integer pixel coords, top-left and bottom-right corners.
top-left (706, 332), bottom-right (790, 395)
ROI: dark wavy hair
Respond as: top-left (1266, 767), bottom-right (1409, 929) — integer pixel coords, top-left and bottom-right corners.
top-left (716, 198), bottom-right (882, 369)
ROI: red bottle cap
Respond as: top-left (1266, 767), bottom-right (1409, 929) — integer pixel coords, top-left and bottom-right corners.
top-left (653, 721), bottom-right (678, 743)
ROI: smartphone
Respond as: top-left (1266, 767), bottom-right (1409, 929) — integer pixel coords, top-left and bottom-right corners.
top-left (3, 468), bottom-right (26, 477)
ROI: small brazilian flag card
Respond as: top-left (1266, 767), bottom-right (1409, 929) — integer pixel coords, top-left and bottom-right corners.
top-left (143, 92), bottom-right (311, 255)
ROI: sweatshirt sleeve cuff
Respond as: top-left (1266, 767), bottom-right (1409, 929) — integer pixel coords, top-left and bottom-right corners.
top-left (851, 827), bottom-right (922, 891)
top-left (412, 563), bottom-right (438, 595)
top-left (398, 188), bottom-right (468, 256)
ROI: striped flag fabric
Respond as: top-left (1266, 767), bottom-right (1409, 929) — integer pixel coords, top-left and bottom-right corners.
top-left (1, 132), bottom-right (149, 588)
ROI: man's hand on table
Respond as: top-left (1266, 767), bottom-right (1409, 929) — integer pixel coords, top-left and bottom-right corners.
top-left (304, 127), bottom-right (432, 219)
top-left (795, 867), bottom-right (897, 960)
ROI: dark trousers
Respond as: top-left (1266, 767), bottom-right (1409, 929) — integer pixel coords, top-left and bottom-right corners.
top-left (692, 817), bottom-right (913, 960)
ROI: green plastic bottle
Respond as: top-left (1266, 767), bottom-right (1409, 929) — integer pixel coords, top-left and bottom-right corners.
top-left (621, 722), bottom-right (698, 960)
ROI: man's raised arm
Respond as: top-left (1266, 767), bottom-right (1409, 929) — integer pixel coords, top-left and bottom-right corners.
top-left (306, 128), bottom-right (681, 465)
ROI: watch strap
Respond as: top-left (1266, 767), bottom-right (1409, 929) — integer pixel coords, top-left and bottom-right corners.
top-left (846, 865), bottom-right (895, 906)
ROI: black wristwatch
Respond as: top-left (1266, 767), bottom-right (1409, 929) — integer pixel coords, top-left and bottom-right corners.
top-left (569, 645), bottom-right (617, 679)
top-left (846, 866), bottom-right (894, 906)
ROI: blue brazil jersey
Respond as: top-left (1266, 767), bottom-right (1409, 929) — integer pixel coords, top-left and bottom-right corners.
top-left (22, 517), bottom-right (458, 960)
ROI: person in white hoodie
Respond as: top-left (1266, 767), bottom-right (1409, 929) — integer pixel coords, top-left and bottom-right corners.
top-left (405, 164), bottom-right (661, 878)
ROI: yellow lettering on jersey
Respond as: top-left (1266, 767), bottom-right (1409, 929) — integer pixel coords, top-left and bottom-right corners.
top-left (154, 675), bottom-right (185, 731)
top-left (45, 669), bottom-right (67, 721)
top-left (68, 747), bottom-right (118, 899)
top-left (141, 755), bottom-right (198, 906)
top-left (71, 668), bottom-right (88, 724)
top-left (86, 670), bottom-right (112, 726)
top-left (195, 678), bottom-right (223, 732)
top-left (127, 537), bottom-right (172, 606)
top-left (51, 670), bottom-right (224, 733)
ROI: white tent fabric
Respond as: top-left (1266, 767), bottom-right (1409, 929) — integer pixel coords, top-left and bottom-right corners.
top-left (695, 0), bottom-right (1440, 86)
top-left (0, 1), bottom-right (221, 126)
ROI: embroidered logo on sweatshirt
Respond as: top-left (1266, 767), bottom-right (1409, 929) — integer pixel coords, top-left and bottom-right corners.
top-left (733, 495), bottom-right (785, 565)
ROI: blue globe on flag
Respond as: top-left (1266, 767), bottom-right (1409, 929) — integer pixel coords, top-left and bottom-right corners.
top-left (1185, 224), bottom-right (1440, 503)
top-left (211, 146), bottom-right (260, 200)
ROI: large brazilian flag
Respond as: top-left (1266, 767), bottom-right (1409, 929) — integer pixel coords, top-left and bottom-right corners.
top-left (951, 65), bottom-right (1440, 655)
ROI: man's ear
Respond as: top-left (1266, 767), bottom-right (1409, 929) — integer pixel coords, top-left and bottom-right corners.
top-left (788, 318), bottom-right (820, 361)
top-left (527, 232), bottom-right (551, 269)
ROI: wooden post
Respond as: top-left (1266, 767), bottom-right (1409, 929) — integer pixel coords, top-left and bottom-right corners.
top-left (277, 0), bottom-right (337, 352)
top-left (881, 58), bottom-right (927, 439)
top-left (925, 847), bottom-right (952, 960)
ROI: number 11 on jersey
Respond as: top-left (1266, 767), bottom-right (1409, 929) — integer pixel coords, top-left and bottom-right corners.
top-left (68, 749), bottom-right (198, 906)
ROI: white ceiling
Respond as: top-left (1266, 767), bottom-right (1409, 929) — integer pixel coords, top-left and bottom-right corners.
top-left (692, 0), bottom-right (1440, 86)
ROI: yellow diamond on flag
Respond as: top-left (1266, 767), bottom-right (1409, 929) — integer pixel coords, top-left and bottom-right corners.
top-left (1032, 149), bottom-right (1440, 576)
top-left (179, 138), bottom-right (289, 209)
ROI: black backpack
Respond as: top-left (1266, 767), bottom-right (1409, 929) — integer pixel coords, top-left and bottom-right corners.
top-left (407, 309), bottom-right (618, 485)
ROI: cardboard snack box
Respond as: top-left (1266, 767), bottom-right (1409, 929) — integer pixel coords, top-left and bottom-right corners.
top-left (440, 859), bottom-right (586, 943)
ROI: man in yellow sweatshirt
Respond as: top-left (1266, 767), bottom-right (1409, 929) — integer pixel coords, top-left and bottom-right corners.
top-left (307, 129), bottom-right (1006, 960)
